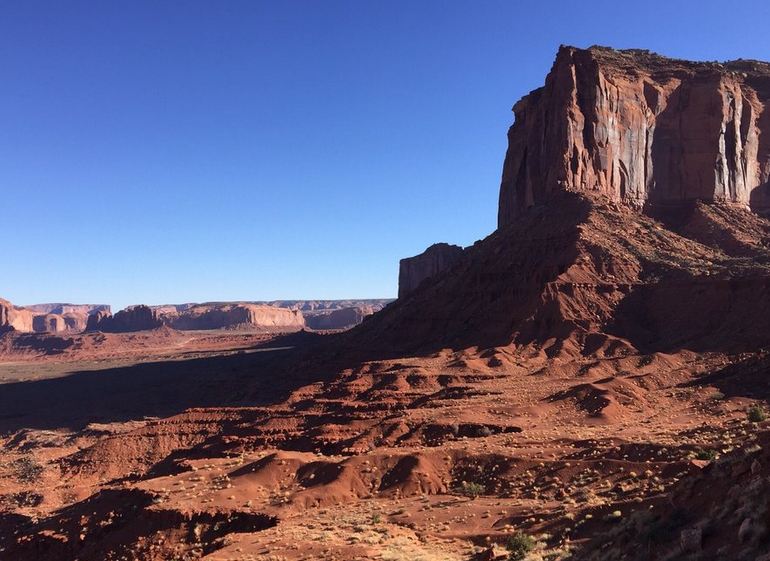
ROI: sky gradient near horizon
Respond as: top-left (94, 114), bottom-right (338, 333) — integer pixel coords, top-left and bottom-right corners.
top-left (3, 1), bottom-right (769, 310)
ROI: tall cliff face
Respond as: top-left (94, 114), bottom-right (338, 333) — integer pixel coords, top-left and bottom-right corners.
top-left (498, 46), bottom-right (770, 226)
top-left (398, 243), bottom-right (465, 298)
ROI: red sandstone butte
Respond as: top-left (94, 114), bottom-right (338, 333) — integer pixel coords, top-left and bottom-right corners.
top-left (498, 45), bottom-right (770, 225)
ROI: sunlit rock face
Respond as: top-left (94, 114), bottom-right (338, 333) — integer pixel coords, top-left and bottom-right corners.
top-left (498, 45), bottom-right (770, 226)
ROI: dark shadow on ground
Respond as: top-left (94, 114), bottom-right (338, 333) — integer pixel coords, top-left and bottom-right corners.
top-left (605, 277), bottom-right (770, 354)
top-left (679, 354), bottom-right (770, 401)
top-left (0, 344), bottom-right (329, 434)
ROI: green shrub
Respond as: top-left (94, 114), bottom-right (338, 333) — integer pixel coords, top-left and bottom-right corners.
top-left (457, 481), bottom-right (485, 498)
top-left (695, 449), bottom-right (716, 461)
top-left (748, 404), bottom-right (767, 423)
top-left (506, 532), bottom-right (535, 561)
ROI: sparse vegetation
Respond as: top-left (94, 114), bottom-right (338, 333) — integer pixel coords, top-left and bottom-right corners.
top-left (710, 391), bottom-right (725, 401)
top-left (695, 448), bottom-right (717, 461)
top-left (456, 481), bottom-right (485, 498)
top-left (0, 491), bottom-right (43, 508)
top-left (13, 457), bottom-right (43, 483)
top-left (748, 404), bottom-right (767, 423)
top-left (506, 532), bottom-right (535, 561)
top-left (637, 355), bottom-right (654, 368)
top-left (371, 513), bottom-right (381, 524)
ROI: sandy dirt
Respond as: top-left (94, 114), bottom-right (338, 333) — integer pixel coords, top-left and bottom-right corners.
top-left (3, 196), bottom-right (770, 560)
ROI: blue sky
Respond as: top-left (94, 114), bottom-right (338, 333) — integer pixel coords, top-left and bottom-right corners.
top-left (2, 1), bottom-right (769, 310)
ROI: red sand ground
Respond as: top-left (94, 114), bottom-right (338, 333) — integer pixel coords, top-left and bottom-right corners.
top-left (2, 196), bottom-right (770, 560)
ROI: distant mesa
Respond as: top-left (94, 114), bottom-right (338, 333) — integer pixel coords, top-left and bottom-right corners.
top-left (0, 299), bottom-right (392, 334)
top-left (24, 303), bottom-right (111, 316)
top-left (0, 299), bottom-right (110, 334)
top-left (273, 300), bottom-right (391, 330)
top-left (152, 303), bottom-right (305, 331)
top-left (0, 297), bottom-right (392, 335)
top-left (85, 305), bottom-right (162, 333)
top-left (84, 303), bottom-right (302, 333)
top-left (398, 243), bottom-right (464, 299)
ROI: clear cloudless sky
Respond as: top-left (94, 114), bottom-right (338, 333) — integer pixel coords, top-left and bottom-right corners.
top-left (2, 1), bottom-right (769, 310)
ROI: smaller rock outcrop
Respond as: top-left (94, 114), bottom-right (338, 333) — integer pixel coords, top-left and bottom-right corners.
top-left (0, 298), bottom-right (34, 332)
top-left (85, 310), bottom-right (112, 332)
top-left (86, 305), bottom-right (162, 333)
top-left (0, 299), bottom-right (12, 332)
top-left (25, 303), bottom-right (111, 316)
top-left (398, 243), bottom-right (464, 298)
top-left (304, 306), bottom-right (379, 330)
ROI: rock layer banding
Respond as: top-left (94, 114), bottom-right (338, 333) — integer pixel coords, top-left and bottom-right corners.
top-left (154, 303), bottom-right (305, 331)
top-left (498, 45), bottom-right (770, 226)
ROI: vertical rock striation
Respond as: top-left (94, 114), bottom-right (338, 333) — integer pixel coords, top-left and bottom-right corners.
top-left (498, 45), bottom-right (770, 226)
